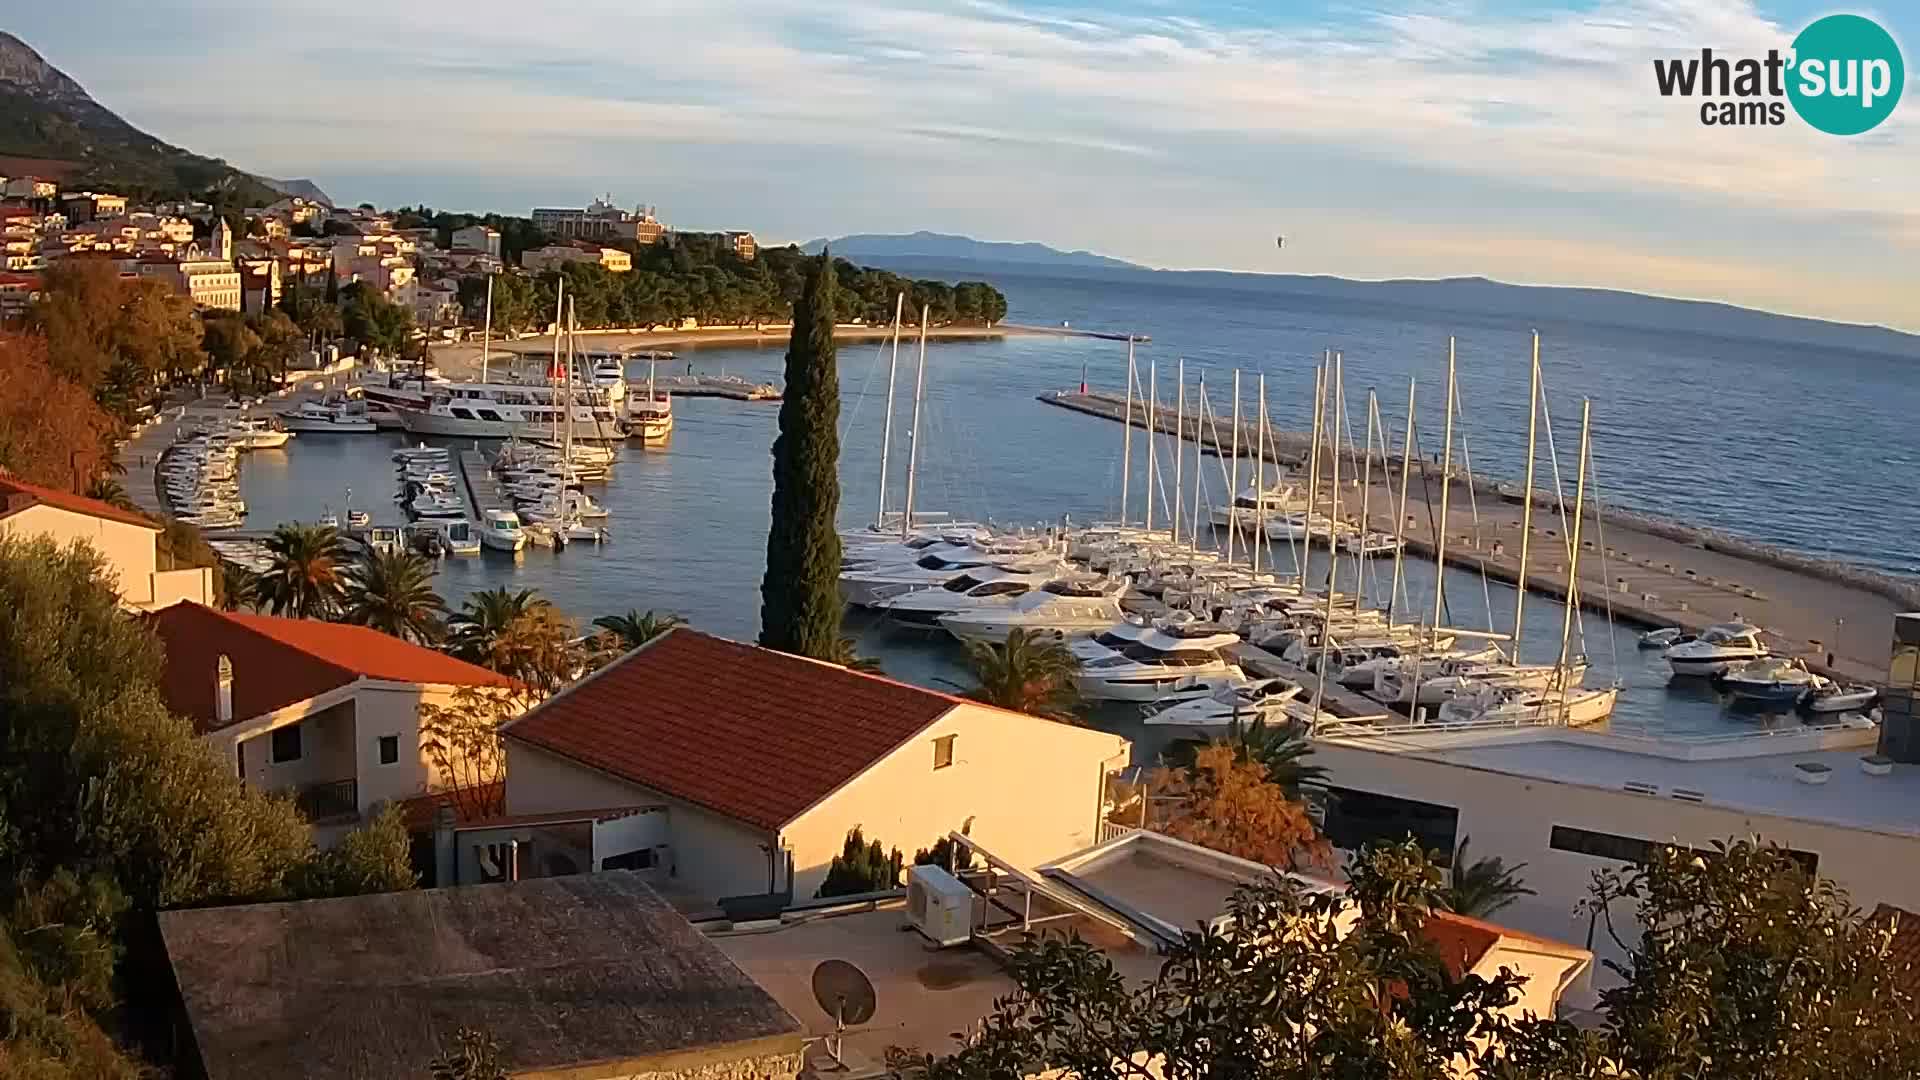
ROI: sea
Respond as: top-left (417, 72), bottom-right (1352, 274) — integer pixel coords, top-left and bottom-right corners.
top-left (236, 266), bottom-right (1920, 763)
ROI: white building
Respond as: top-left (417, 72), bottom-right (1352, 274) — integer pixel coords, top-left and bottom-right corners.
top-left (522, 243), bottom-right (631, 273)
top-left (146, 603), bottom-right (519, 836)
top-left (1307, 712), bottom-right (1917, 983)
top-left (451, 224), bottom-right (501, 257)
top-left (501, 628), bottom-right (1131, 905)
top-left (0, 475), bottom-right (211, 610)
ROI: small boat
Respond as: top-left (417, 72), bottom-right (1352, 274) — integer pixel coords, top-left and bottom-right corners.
top-left (480, 509), bottom-right (526, 552)
top-left (1802, 682), bottom-right (1878, 714)
top-left (1140, 677), bottom-right (1306, 730)
top-left (522, 522), bottom-right (561, 549)
top-left (318, 510), bottom-right (340, 528)
top-left (1339, 531), bottom-right (1404, 556)
top-left (1719, 657), bottom-right (1822, 704)
top-left (1638, 627), bottom-right (1696, 651)
top-left (360, 526), bottom-right (404, 556)
top-left (393, 443), bottom-right (451, 464)
top-left (439, 518), bottom-right (482, 556)
top-left (1666, 622), bottom-right (1768, 678)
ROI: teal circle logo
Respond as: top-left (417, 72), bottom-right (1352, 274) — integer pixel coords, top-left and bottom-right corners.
top-left (1787, 14), bottom-right (1904, 135)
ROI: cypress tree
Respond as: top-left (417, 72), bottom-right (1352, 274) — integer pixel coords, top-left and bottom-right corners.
top-left (324, 266), bottom-right (339, 304)
top-left (759, 253), bottom-right (843, 658)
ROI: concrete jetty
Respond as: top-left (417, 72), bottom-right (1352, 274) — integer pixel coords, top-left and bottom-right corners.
top-left (457, 449), bottom-right (506, 521)
top-left (1044, 388), bottom-right (1905, 682)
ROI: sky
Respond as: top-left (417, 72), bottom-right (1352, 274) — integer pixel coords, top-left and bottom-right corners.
top-left (9, 1), bottom-right (1917, 330)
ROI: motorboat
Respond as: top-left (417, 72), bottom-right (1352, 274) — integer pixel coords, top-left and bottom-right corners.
top-left (393, 444), bottom-right (451, 464)
top-left (517, 489), bottom-right (607, 523)
top-left (1266, 512), bottom-right (1359, 543)
top-left (1638, 627), bottom-right (1695, 651)
top-left (278, 398), bottom-right (378, 434)
top-left (938, 578), bottom-right (1131, 647)
top-left (365, 400), bottom-right (407, 430)
top-left (555, 516), bottom-right (609, 544)
top-left (1666, 622), bottom-right (1768, 678)
top-left (1803, 682), bottom-right (1878, 714)
top-left (1140, 677), bottom-right (1306, 731)
top-left (839, 547), bottom-right (1057, 609)
top-left (1719, 657), bottom-right (1823, 705)
top-left (879, 566), bottom-right (1047, 628)
top-left (1434, 683), bottom-right (1620, 728)
top-left (628, 356), bottom-right (674, 442)
top-left (410, 490), bottom-right (467, 518)
top-left (225, 417), bottom-right (292, 449)
top-left (1207, 484), bottom-right (1304, 530)
top-left (1074, 622), bottom-right (1244, 702)
top-left (439, 518), bottom-right (482, 556)
top-left (480, 509), bottom-right (527, 552)
top-left (1069, 618), bottom-right (1157, 663)
top-left (398, 380), bottom-right (628, 439)
top-left (1328, 641), bottom-right (1504, 690)
top-left (358, 526), bottom-right (404, 557)
top-left (1339, 531), bottom-right (1404, 556)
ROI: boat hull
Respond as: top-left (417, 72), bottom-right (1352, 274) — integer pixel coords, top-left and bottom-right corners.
top-left (399, 410), bottom-right (627, 440)
top-left (1667, 651), bottom-right (1765, 678)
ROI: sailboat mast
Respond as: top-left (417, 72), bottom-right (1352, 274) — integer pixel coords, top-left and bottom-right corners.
top-left (1356, 387), bottom-right (1378, 615)
top-left (1431, 337), bottom-right (1458, 631)
top-left (900, 304), bottom-right (930, 540)
top-left (1190, 371), bottom-right (1204, 554)
top-left (481, 273), bottom-right (493, 384)
top-left (564, 298), bottom-right (576, 461)
top-left (1388, 378), bottom-right (1416, 625)
top-left (1173, 358), bottom-right (1185, 546)
top-left (1326, 353), bottom-right (1344, 573)
top-left (1317, 354), bottom-right (1342, 682)
top-left (875, 293), bottom-right (904, 529)
top-left (1512, 331), bottom-right (1542, 659)
top-left (1252, 373), bottom-right (1266, 575)
top-left (1120, 337), bottom-right (1135, 527)
top-left (549, 278), bottom-right (565, 386)
top-left (1226, 370), bottom-right (1241, 565)
top-left (1556, 399), bottom-right (1594, 690)
top-left (1305, 362), bottom-right (1324, 576)
top-left (1145, 358), bottom-right (1158, 533)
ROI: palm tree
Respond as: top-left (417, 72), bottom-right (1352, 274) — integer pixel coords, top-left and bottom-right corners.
top-left (257, 523), bottom-right (348, 618)
top-left (1163, 717), bottom-right (1325, 798)
top-left (487, 606), bottom-right (582, 695)
top-left (447, 587), bottom-right (550, 665)
top-left (1443, 837), bottom-right (1536, 918)
top-left (342, 549), bottom-right (447, 644)
top-left (963, 629), bottom-right (1081, 721)
top-left (592, 609), bottom-right (684, 652)
top-left (84, 475), bottom-right (137, 512)
top-left (219, 561), bottom-right (260, 611)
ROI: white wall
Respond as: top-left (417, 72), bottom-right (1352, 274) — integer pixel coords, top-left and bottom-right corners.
top-left (506, 741), bottom-right (777, 901)
top-left (2, 505), bottom-right (158, 605)
top-left (781, 705), bottom-right (1130, 901)
top-left (1311, 742), bottom-right (1920, 980)
top-left (1474, 943), bottom-right (1586, 1021)
top-left (240, 699), bottom-right (356, 795)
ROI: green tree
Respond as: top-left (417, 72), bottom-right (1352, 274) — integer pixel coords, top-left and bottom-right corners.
top-left (1165, 716), bottom-right (1327, 798)
top-left (891, 840), bottom-right (1528, 1080)
top-left (219, 560), bottom-right (260, 612)
top-left (1443, 837), bottom-right (1535, 919)
top-left (82, 475), bottom-right (135, 511)
top-left (759, 253), bottom-right (844, 659)
top-left (591, 609), bottom-right (683, 651)
top-left (340, 282), bottom-right (413, 356)
top-left (816, 827), bottom-right (904, 898)
top-left (258, 522), bottom-right (349, 618)
top-left (324, 265), bottom-right (339, 303)
top-left (913, 833), bottom-right (978, 874)
top-left (447, 587), bottom-right (548, 664)
top-left (418, 686), bottom-right (517, 821)
top-left (963, 629), bottom-right (1081, 721)
top-left (201, 312), bottom-right (262, 392)
top-left (287, 805), bottom-right (419, 898)
top-left (340, 548), bottom-right (446, 644)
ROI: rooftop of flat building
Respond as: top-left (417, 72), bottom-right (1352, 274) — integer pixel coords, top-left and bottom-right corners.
top-left (1316, 721), bottom-right (1915, 837)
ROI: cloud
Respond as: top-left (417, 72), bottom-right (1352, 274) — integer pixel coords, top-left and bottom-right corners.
top-left (10, 0), bottom-right (1916, 327)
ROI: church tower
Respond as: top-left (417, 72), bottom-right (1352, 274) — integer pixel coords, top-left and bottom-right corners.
top-left (212, 217), bottom-right (234, 261)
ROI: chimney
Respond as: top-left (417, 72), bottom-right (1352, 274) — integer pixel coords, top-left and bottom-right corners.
top-left (215, 654), bottom-right (234, 728)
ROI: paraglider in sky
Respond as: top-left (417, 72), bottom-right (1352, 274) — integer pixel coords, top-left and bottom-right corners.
top-left (1276, 235), bottom-right (1286, 249)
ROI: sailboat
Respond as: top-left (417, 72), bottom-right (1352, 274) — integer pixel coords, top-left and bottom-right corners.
top-left (628, 353), bottom-right (674, 442)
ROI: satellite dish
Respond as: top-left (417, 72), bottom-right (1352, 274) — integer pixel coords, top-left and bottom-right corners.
top-left (811, 960), bottom-right (876, 1066)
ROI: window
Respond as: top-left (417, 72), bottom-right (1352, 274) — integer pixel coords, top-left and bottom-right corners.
top-left (477, 409), bottom-right (503, 422)
top-left (1549, 825), bottom-right (1818, 874)
top-left (933, 734), bottom-right (956, 770)
top-left (1321, 787), bottom-right (1459, 865)
top-left (270, 724), bottom-right (302, 764)
top-left (377, 735), bottom-right (400, 765)
top-left (602, 847), bottom-right (656, 871)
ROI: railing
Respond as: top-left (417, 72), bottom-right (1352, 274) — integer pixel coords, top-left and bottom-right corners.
top-left (294, 778), bottom-right (359, 824)
top-left (1098, 821), bottom-right (1141, 845)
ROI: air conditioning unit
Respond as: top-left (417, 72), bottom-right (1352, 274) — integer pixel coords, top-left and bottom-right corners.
top-left (906, 864), bottom-right (973, 947)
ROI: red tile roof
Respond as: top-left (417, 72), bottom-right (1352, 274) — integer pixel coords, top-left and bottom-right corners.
top-left (144, 603), bottom-right (514, 733)
top-left (1421, 911), bottom-right (1505, 979)
top-left (502, 629), bottom-right (961, 830)
top-left (0, 474), bottom-right (159, 530)
top-left (1873, 904), bottom-right (1920, 994)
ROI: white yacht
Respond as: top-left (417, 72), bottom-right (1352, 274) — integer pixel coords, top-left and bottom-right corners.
top-left (839, 547), bottom-right (1056, 609)
top-left (1074, 622), bottom-right (1244, 703)
top-left (480, 509), bottom-right (527, 552)
top-left (938, 578), bottom-right (1132, 647)
top-left (1329, 641), bottom-right (1504, 690)
top-left (1374, 656), bottom-right (1591, 708)
top-left (628, 359), bottom-right (674, 443)
top-left (398, 381), bottom-right (627, 440)
top-left (225, 417), bottom-right (292, 449)
top-left (1140, 677), bottom-right (1307, 731)
top-left (279, 399), bottom-right (377, 434)
top-left (1434, 683), bottom-right (1620, 728)
top-left (1719, 657), bottom-right (1823, 705)
top-left (1666, 623), bottom-right (1769, 678)
top-left (1266, 512), bottom-right (1360, 542)
top-left (409, 489), bottom-right (467, 519)
top-left (878, 565), bottom-right (1055, 628)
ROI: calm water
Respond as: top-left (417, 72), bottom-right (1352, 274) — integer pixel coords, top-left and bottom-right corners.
top-left (240, 271), bottom-right (1918, 760)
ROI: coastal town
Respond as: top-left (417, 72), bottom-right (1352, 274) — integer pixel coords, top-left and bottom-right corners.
top-left (3, 13), bottom-right (1920, 1080)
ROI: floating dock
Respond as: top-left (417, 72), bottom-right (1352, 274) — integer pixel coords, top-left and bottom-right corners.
top-left (646, 375), bottom-right (781, 401)
top-left (1044, 389), bottom-right (1909, 682)
top-left (457, 449), bottom-right (507, 521)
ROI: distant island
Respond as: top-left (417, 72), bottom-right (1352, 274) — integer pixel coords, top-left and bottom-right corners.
top-left (803, 231), bottom-right (1142, 271)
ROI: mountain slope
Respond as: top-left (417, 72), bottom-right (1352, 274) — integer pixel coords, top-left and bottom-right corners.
top-left (803, 231), bottom-right (1140, 270)
top-left (0, 31), bottom-right (285, 204)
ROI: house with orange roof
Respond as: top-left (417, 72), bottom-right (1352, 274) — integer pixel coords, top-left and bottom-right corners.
top-left (0, 474), bottom-right (212, 610)
top-left (145, 602), bottom-right (518, 837)
top-left (500, 628), bottom-right (1132, 908)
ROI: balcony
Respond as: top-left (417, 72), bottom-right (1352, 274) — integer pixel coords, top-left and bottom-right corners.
top-left (294, 778), bottom-right (360, 825)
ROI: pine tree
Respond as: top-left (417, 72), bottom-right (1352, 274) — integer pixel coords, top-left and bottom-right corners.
top-left (759, 252), bottom-right (843, 658)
